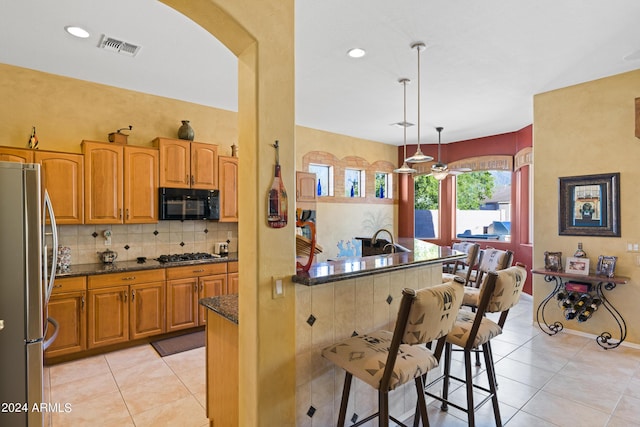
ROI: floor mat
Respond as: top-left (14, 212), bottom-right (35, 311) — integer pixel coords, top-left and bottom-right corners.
top-left (151, 331), bottom-right (205, 357)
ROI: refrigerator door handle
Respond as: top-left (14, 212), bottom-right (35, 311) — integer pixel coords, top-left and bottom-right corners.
top-left (43, 190), bottom-right (58, 305)
top-left (43, 317), bottom-right (59, 350)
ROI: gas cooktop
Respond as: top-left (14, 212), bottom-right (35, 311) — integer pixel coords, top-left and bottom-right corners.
top-left (155, 252), bottom-right (222, 264)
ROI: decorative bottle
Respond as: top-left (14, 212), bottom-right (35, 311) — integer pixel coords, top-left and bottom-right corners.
top-left (178, 120), bottom-right (195, 141)
top-left (317, 179), bottom-right (322, 196)
top-left (574, 242), bottom-right (586, 258)
top-left (267, 141), bottom-right (288, 228)
top-left (28, 126), bottom-right (39, 149)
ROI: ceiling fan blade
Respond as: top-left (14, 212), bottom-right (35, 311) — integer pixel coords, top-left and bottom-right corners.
top-left (449, 168), bottom-right (472, 176)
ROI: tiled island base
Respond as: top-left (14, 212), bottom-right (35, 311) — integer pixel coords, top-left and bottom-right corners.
top-left (295, 263), bottom-right (443, 426)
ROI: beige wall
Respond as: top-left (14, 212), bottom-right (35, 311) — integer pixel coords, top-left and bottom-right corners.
top-left (0, 64), bottom-right (238, 156)
top-left (533, 69), bottom-right (640, 345)
top-left (296, 126), bottom-right (399, 261)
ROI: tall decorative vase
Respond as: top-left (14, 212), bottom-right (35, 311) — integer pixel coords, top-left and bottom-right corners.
top-left (178, 120), bottom-right (195, 141)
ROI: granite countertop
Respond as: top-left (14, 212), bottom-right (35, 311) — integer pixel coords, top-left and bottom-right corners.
top-left (55, 253), bottom-right (239, 278)
top-left (200, 294), bottom-right (238, 324)
top-left (293, 239), bottom-right (464, 286)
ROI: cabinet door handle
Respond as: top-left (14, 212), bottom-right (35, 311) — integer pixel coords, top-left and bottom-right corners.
top-left (131, 289), bottom-right (135, 301)
top-left (123, 291), bottom-right (127, 302)
top-left (199, 283), bottom-right (203, 291)
top-left (126, 209), bottom-right (130, 220)
top-left (81, 294), bottom-right (85, 310)
top-left (193, 283), bottom-right (198, 292)
top-left (191, 175), bottom-right (195, 186)
top-left (186, 174), bottom-right (189, 184)
top-left (121, 276), bottom-right (136, 281)
top-left (119, 208), bottom-right (123, 219)
top-left (193, 269), bottom-right (205, 273)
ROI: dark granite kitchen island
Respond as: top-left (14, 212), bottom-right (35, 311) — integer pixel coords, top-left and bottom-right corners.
top-left (293, 239), bottom-right (463, 424)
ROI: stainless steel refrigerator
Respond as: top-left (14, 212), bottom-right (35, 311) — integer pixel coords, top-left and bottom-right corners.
top-left (0, 161), bottom-right (59, 427)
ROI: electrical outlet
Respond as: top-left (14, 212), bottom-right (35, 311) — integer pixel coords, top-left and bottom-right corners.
top-left (103, 229), bottom-right (112, 246)
top-left (227, 231), bottom-right (232, 240)
top-left (272, 276), bottom-right (285, 298)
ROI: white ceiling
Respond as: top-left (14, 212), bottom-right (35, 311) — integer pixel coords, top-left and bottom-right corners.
top-left (2, 1), bottom-right (640, 145)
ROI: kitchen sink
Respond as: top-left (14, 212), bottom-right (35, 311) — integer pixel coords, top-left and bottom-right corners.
top-left (356, 238), bottom-right (411, 257)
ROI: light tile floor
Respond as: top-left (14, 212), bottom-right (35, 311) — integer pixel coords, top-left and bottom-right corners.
top-left (46, 343), bottom-right (208, 427)
top-left (46, 295), bottom-right (640, 426)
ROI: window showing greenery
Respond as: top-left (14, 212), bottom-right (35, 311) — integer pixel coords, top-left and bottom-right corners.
top-left (414, 174), bottom-right (439, 239)
top-left (456, 171), bottom-right (511, 241)
top-left (375, 172), bottom-right (391, 198)
top-left (345, 168), bottom-right (364, 197)
top-left (309, 163), bottom-right (333, 196)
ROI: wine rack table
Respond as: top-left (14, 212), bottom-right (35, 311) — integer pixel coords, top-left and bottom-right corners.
top-left (532, 269), bottom-right (629, 349)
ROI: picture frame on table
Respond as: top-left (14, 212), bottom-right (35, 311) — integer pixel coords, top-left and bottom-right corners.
top-left (544, 251), bottom-right (563, 272)
top-left (558, 172), bottom-right (620, 237)
top-left (565, 256), bottom-right (590, 275)
top-left (596, 255), bottom-right (617, 278)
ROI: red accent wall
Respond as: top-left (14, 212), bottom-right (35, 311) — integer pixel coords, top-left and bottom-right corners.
top-left (398, 125), bottom-right (534, 294)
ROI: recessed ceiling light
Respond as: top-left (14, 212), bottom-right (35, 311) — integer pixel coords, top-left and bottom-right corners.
top-left (347, 48), bottom-right (366, 58)
top-left (65, 26), bottom-right (90, 39)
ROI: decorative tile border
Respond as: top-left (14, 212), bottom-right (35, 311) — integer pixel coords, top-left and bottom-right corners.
top-left (302, 151), bottom-right (396, 204)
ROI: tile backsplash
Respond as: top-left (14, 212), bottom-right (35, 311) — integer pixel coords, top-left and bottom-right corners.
top-left (56, 221), bottom-right (238, 265)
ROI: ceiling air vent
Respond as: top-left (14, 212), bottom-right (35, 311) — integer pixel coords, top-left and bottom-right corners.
top-left (98, 34), bottom-right (141, 57)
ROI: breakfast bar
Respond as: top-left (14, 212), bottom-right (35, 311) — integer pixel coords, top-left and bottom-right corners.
top-left (293, 239), bottom-right (463, 425)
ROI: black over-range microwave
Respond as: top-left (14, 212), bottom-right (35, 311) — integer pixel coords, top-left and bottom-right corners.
top-left (159, 187), bottom-right (220, 220)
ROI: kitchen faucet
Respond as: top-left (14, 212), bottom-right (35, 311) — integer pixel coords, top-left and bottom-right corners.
top-left (371, 228), bottom-right (396, 253)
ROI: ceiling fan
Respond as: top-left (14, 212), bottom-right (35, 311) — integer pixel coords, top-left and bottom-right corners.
top-left (429, 126), bottom-right (471, 180)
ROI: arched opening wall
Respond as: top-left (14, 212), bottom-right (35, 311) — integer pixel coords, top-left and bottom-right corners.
top-left (161, 1), bottom-right (296, 425)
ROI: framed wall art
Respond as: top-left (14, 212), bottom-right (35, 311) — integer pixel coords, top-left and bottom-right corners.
top-left (544, 251), bottom-right (563, 272)
top-left (558, 172), bottom-right (620, 237)
top-left (565, 256), bottom-right (590, 275)
top-left (596, 255), bottom-right (618, 278)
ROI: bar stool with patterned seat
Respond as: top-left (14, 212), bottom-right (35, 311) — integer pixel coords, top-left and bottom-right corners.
top-left (443, 242), bottom-right (480, 286)
top-left (321, 281), bottom-right (464, 427)
top-left (423, 264), bottom-right (527, 427)
top-left (462, 248), bottom-right (513, 308)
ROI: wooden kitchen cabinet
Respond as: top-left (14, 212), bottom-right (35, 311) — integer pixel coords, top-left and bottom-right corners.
top-left (165, 277), bottom-right (199, 332)
top-left (0, 146), bottom-right (33, 163)
top-left (129, 281), bottom-right (165, 340)
top-left (87, 269), bottom-right (165, 348)
top-left (45, 276), bottom-right (87, 358)
top-left (166, 263), bottom-right (227, 332)
top-left (87, 285), bottom-right (129, 348)
top-left (155, 137), bottom-right (218, 189)
top-left (124, 146), bottom-right (158, 223)
top-left (35, 151), bottom-right (84, 224)
top-left (83, 141), bottom-right (158, 224)
top-left (218, 156), bottom-right (239, 222)
top-left (198, 274), bottom-right (227, 325)
top-left (227, 261), bottom-right (239, 295)
top-left (296, 171), bottom-right (317, 210)
top-left (83, 141), bottom-right (123, 224)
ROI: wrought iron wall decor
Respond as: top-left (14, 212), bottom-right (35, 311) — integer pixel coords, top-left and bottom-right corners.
top-left (558, 172), bottom-right (620, 237)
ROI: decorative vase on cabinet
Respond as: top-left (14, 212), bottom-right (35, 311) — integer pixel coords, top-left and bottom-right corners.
top-left (178, 120), bottom-right (195, 141)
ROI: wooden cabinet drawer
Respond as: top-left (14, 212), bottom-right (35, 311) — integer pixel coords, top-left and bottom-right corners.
top-left (166, 263), bottom-right (227, 280)
top-left (88, 269), bottom-right (165, 289)
top-left (52, 276), bottom-right (86, 294)
top-left (228, 261), bottom-right (238, 273)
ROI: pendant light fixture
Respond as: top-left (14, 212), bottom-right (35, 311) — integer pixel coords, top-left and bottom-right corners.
top-left (405, 42), bottom-right (433, 164)
top-left (393, 78), bottom-right (417, 174)
top-left (430, 126), bottom-right (471, 180)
